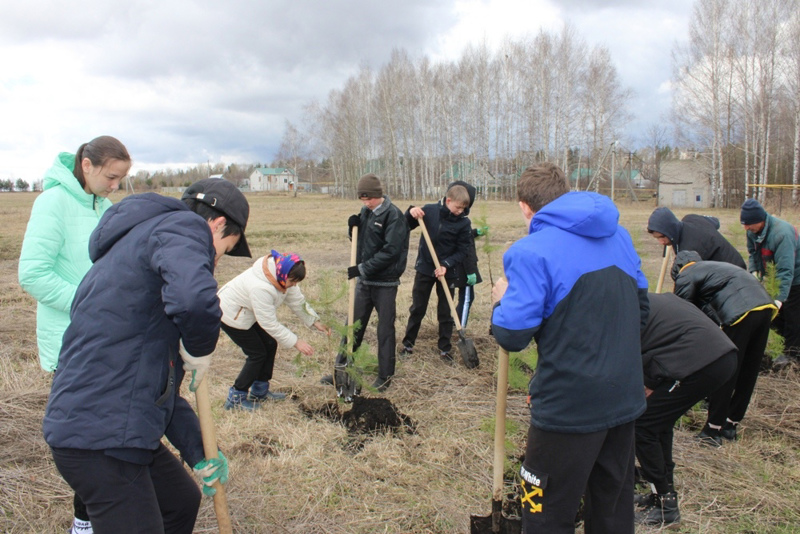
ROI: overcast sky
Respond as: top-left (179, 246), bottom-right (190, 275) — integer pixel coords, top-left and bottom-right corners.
top-left (0, 0), bottom-right (695, 181)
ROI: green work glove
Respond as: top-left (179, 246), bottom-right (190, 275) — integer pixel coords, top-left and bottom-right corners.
top-left (193, 451), bottom-right (229, 497)
top-left (466, 273), bottom-right (477, 286)
top-left (179, 340), bottom-right (210, 393)
top-left (476, 225), bottom-right (489, 236)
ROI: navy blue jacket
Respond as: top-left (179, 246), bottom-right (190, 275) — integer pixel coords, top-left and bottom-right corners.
top-left (492, 192), bottom-right (649, 433)
top-left (406, 201), bottom-right (472, 280)
top-left (43, 193), bottom-right (221, 467)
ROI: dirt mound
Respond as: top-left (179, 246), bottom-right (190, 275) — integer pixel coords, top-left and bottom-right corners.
top-left (301, 396), bottom-right (415, 435)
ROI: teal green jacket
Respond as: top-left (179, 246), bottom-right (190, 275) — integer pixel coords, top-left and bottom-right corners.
top-left (18, 153), bottom-right (112, 371)
top-left (746, 214), bottom-right (800, 302)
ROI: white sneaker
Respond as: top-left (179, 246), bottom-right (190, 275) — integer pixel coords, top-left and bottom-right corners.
top-left (71, 518), bottom-right (93, 534)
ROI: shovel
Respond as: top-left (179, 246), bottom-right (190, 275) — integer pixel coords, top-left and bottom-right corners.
top-left (469, 348), bottom-right (521, 534)
top-left (195, 377), bottom-right (233, 534)
top-left (655, 245), bottom-right (672, 294)
top-left (418, 218), bottom-right (480, 368)
top-left (333, 226), bottom-right (361, 402)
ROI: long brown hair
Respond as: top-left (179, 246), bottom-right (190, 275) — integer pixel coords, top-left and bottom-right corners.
top-left (73, 136), bottom-right (131, 189)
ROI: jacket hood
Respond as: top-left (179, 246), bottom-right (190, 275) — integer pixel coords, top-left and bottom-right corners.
top-left (89, 193), bottom-right (191, 262)
top-left (43, 152), bottom-right (95, 208)
top-left (671, 250), bottom-right (702, 281)
top-left (647, 207), bottom-right (681, 242)
top-left (530, 192), bottom-right (619, 238)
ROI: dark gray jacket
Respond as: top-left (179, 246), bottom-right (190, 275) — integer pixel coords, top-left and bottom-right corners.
top-left (673, 250), bottom-right (776, 326)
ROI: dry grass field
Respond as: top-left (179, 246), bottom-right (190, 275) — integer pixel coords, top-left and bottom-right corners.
top-left (1, 191), bottom-right (799, 533)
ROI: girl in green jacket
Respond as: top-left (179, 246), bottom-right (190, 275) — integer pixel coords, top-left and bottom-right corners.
top-left (18, 135), bottom-right (130, 534)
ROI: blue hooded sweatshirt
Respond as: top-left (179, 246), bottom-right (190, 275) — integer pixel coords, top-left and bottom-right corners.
top-left (492, 192), bottom-right (649, 433)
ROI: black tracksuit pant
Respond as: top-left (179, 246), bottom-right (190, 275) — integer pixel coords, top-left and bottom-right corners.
top-left (352, 281), bottom-right (398, 380)
top-left (710, 308), bottom-right (773, 425)
top-left (402, 271), bottom-right (455, 354)
top-left (520, 421), bottom-right (637, 534)
top-left (221, 322), bottom-right (279, 392)
top-left (455, 284), bottom-right (475, 329)
top-left (635, 351), bottom-right (737, 494)
top-left (773, 284), bottom-right (800, 360)
top-left (52, 443), bottom-right (201, 534)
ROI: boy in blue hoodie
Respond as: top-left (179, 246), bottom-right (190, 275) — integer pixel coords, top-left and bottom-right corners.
top-left (491, 162), bottom-right (649, 534)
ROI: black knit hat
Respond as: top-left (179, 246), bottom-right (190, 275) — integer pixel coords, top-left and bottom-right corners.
top-left (182, 178), bottom-right (251, 257)
top-left (740, 198), bottom-right (767, 225)
top-left (357, 174), bottom-right (383, 199)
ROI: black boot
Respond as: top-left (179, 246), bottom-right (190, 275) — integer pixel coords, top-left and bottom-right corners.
top-left (639, 492), bottom-right (681, 526)
top-left (721, 421), bottom-right (738, 441)
top-left (697, 423), bottom-right (723, 447)
top-left (634, 492), bottom-right (657, 509)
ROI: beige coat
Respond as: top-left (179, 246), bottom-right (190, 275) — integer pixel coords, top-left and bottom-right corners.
top-left (218, 256), bottom-right (319, 348)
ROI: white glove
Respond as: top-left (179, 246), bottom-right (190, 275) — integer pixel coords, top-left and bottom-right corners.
top-left (179, 339), bottom-right (210, 392)
top-left (752, 271), bottom-right (760, 279)
top-left (774, 300), bottom-right (783, 310)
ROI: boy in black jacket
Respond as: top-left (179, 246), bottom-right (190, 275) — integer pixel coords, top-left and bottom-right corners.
top-left (400, 184), bottom-right (472, 361)
top-left (636, 292), bottom-right (738, 527)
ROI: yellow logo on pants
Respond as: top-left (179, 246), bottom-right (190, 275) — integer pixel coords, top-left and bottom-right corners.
top-left (520, 479), bottom-right (543, 514)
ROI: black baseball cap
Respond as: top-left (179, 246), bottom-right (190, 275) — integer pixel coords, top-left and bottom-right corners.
top-left (182, 178), bottom-right (251, 257)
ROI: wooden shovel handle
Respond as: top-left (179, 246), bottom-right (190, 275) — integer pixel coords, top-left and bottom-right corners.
top-left (493, 348), bottom-right (510, 501)
top-left (348, 227), bottom-right (358, 348)
top-left (195, 377), bottom-right (233, 534)
top-left (417, 218), bottom-right (464, 331)
top-left (655, 246), bottom-right (672, 294)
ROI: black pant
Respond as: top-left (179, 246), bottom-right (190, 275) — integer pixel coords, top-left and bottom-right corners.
top-left (51, 444), bottom-right (201, 534)
top-left (709, 308), bottom-right (773, 425)
top-left (353, 282), bottom-right (398, 380)
top-left (635, 351), bottom-right (737, 493)
top-left (520, 421), bottom-right (636, 534)
top-left (455, 284), bottom-right (475, 329)
top-left (221, 321), bottom-right (279, 391)
top-left (402, 272), bottom-right (454, 353)
top-left (773, 284), bottom-right (800, 359)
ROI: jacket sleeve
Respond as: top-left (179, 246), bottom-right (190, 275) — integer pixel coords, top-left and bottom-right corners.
top-left (491, 247), bottom-right (545, 352)
top-left (746, 233), bottom-right (759, 274)
top-left (164, 384), bottom-right (205, 468)
top-left (285, 287), bottom-right (319, 328)
top-left (18, 193), bottom-right (76, 313)
top-left (361, 210), bottom-right (408, 278)
top-left (252, 287), bottom-right (299, 348)
top-left (150, 216), bottom-right (221, 357)
top-left (771, 231), bottom-right (796, 302)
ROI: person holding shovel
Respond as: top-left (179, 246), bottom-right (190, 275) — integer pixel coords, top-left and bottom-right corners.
top-left (491, 162), bottom-right (649, 534)
top-left (399, 184), bottom-right (472, 362)
top-left (43, 179), bottom-right (249, 533)
top-left (218, 250), bottom-right (330, 410)
top-left (338, 173), bottom-right (409, 392)
top-left (647, 206), bottom-right (746, 268)
top-left (19, 135), bottom-right (131, 534)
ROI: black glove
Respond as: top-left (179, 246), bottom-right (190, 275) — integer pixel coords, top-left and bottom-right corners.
top-left (348, 214), bottom-right (360, 238)
top-left (347, 265), bottom-right (360, 279)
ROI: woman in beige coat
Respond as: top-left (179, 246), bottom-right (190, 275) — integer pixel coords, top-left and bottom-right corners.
top-left (218, 250), bottom-right (329, 410)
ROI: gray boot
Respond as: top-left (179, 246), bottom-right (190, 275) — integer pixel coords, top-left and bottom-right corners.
top-left (638, 492), bottom-right (681, 527)
top-left (224, 387), bottom-right (260, 411)
top-left (249, 380), bottom-right (286, 401)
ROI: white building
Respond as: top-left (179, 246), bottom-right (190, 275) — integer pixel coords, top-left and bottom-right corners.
top-left (248, 167), bottom-right (296, 192)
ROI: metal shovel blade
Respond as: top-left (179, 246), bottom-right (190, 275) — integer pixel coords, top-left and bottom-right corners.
top-left (333, 346), bottom-right (360, 403)
top-left (469, 499), bottom-right (521, 534)
top-left (457, 330), bottom-right (479, 368)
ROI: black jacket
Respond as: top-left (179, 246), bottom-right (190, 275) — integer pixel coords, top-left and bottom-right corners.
top-left (641, 293), bottom-right (737, 389)
top-left (406, 200), bottom-right (472, 280)
top-left (446, 180), bottom-right (483, 287)
top-left (354, 196), bottom-right (409, 285)
top-left (648, 208), bottom-right (746, 269)
top-left (673, 250), bottom-right (776, 326)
